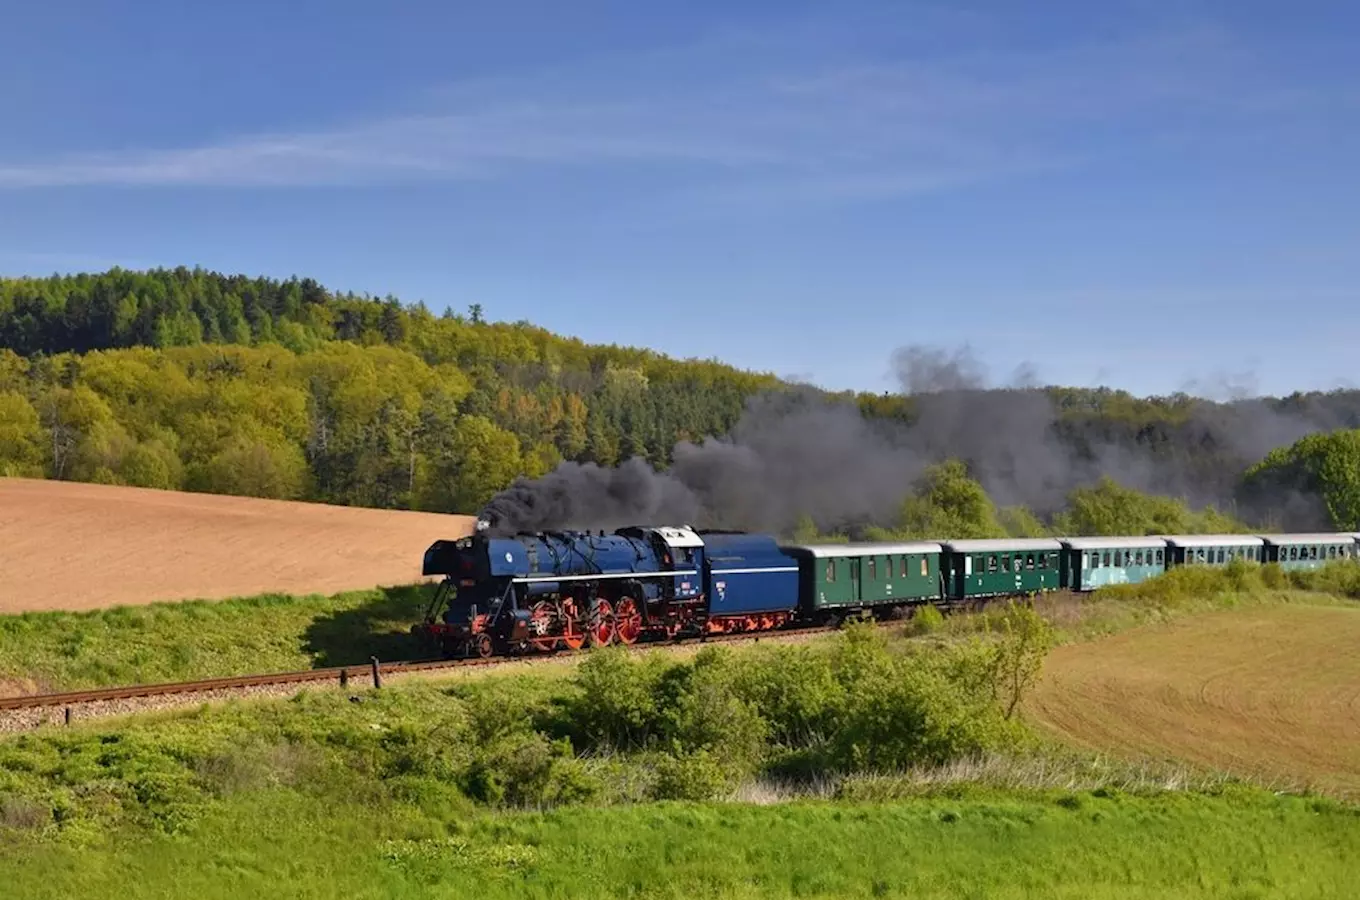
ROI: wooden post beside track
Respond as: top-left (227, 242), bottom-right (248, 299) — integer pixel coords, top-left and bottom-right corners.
top-left (339, 668), bottom-right (349, 689)
top-left (370, 657), bottom-right (382, 689)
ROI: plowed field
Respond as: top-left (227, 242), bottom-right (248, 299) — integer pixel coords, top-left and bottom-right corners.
top-left (1026, 604), bottom-right (1360, 798)
top-left (0, 478), bottom-right (475, 613)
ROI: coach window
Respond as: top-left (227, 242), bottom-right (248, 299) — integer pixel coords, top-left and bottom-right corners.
top-left (1156, 549), bottom-right (1164, 564)
top-left (826, 560), bottom-right (836, 582)
top-left (1289, 546), bottom-right (1298, 561)
top-left (866, 557), bottom-right (876, 581)
top-left (987, 555), bottom-right (997, 573)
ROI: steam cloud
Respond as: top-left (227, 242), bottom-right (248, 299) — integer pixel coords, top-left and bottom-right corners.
top-left (480, 345), bottom-right (1355, 536)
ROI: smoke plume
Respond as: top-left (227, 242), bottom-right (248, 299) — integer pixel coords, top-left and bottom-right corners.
top-left (480, 344), bottom-right (1357, 536)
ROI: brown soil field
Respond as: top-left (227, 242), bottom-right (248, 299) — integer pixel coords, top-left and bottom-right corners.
top-left (0, 478), bottom-right (475, 613)
top-left (1026, 604), bottom-right (1360, 798)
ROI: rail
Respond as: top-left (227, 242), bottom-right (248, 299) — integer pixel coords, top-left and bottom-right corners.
top-left (0, 621), bottom-right (843, 713)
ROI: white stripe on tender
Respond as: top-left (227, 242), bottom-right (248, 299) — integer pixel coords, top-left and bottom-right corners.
top-left (512, 570), bottom-right (698, 584)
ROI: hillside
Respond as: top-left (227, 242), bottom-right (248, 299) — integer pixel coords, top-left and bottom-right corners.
top-left (0, 478), bottom-right (473, 613)
top-left (4, 266), bottom-right (1360, 533)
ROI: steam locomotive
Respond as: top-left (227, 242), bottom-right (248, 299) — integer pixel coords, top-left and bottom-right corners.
top-left (416, 520), bottom-right (1358, 658)
top-left (417, 521), bottom-right (801, 658)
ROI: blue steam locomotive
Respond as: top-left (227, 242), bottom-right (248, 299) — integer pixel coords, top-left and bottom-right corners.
top-left (418, 521), bottom-right (800, 658)
top-left (417, 521), bottom-right (1358, 658)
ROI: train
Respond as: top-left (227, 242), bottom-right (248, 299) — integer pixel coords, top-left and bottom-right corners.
top-left (415, 522), bottom-right (1358, 658)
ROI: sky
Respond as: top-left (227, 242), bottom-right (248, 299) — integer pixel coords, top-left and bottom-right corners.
top-left (1, 0), bottom-right (1357, 399)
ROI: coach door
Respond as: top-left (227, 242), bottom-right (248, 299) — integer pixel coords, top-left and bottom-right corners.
top-left (849, 559), bottom-right (861, 602)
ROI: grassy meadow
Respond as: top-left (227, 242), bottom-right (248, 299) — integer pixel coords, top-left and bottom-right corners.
top-left (2, 561), bottom-right (1360, 897)
top-left (4, 785), bottom-right (1357, 899)
top-left (0, 583), bottom-right (434, 692)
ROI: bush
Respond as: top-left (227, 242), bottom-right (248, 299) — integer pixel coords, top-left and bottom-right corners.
top-left (648, 751), bottom-right (732, 802)
top-left (1288, 560), bottom-right (1360, 599)
top-left (561, 648), bottom-right (671, 751)
top-left (904, 604), bottom-right (946, 637)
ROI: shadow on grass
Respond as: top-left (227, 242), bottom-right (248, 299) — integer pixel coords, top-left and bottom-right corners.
top-left (302, 583), bottom-right (439, 667)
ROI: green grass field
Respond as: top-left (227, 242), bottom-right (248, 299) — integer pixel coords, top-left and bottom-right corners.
top-left (0, 583), bottom-right (433, 692)
top-left (3, 786), bottom-right (1356, 899)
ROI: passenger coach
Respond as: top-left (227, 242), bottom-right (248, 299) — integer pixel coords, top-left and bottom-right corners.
top-left (780, 541), bottom-right (943, 619)
top-left (1060, 536), bottom-right (1167, 590)
top-left (1260, 533), bottom-right (1356, 570)
top-left (939, 538), bottom-right (1063, 604)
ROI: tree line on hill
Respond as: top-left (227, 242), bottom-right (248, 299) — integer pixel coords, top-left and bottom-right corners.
top-left (2, 266), bottom-right (1359, 535)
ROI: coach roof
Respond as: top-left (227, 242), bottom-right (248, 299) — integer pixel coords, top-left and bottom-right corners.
top-left (1258, 533), bottom-right (1359, 546)
top-left (940, 538), bottom-right (1063, 552)
top-left (781, 542), bottom-right (943, 558)
top-left (1060, 536), bottom-right (1169, 550)
top-left (1161, 534), bottom-right (1265, 547)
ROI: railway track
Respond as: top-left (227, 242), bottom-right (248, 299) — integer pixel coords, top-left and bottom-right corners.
top-left (0, 621), bottom-right (845, 717)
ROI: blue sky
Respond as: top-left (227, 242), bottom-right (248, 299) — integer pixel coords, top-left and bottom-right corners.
top-left (1, 1), bottom-right (1357, 399)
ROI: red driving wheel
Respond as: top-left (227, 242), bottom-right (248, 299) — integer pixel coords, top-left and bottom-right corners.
top-left (587, 599), bottom-right (615, 647)
top-left (561, 614), bottom-right (586, 651)
top-left (615, 597), bottom-right (642, 645)
top-left (528, 601), bottom-right (560, 653)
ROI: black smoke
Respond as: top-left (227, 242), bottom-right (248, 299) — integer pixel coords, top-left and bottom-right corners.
top-left (479, 344), bottom-right (1358, 536)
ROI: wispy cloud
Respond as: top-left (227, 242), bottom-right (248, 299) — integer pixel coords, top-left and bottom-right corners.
top-left (0, 13), bottom-right (1333, 205)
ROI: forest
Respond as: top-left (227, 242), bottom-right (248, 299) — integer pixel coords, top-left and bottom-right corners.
top-left (2, 265), bottom-right (1359, 534)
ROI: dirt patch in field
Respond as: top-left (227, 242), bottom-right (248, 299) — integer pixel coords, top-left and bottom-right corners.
top-left (0, 478), bottom-right (475, 613)
top-left (1025, 604), bottom-right (1360, 798)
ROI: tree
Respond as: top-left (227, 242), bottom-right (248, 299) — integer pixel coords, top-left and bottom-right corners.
top-left (194, 437), bottom-right (308, 500)
top-left (0, 391), bottom-right (44, 476)
top-left (415, 414), bottom-right (523, 513)
top-left (1052, 476), bottom-right (1245, 536)
top-left (1242, 430), bottom-right (1360, 530)
top-left (984, 602), bottom-right (1054, 719)
top-left (896, 460), bottom-right (1006, 539)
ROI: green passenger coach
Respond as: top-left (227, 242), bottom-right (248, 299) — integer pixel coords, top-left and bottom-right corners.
top-left (780, 542), bottom-right (943, 614)
top-left (939, 538), bottom-right (1063, 602)
top-left (1260, 533), bottom-right (1356, 570)
top-left (1163, 534), bottom-right (1265, 567)
top-left (1060, 536), bottom-right (1167, 590)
